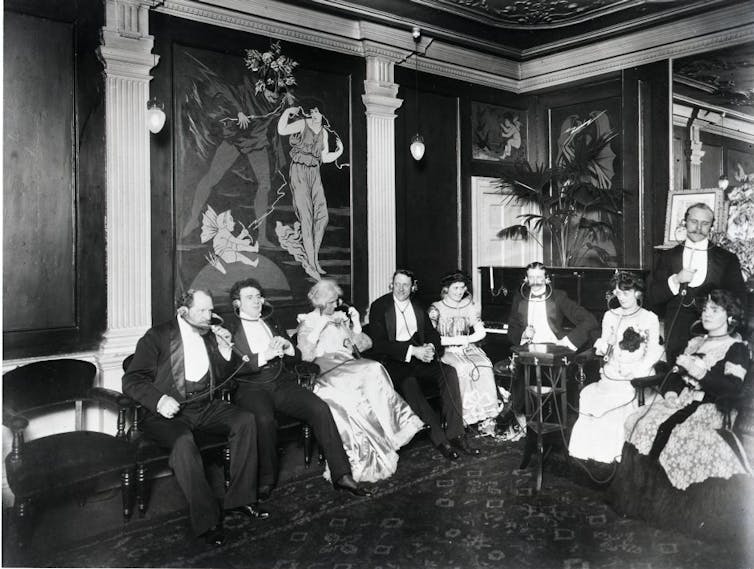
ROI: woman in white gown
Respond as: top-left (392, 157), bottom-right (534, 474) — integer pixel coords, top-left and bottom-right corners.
top-left (568, 271), bottom-right (662, 463)
top-left (428, 271), bottom-right (500, 428)
top-left (297, 279), bottom-right (424, 483)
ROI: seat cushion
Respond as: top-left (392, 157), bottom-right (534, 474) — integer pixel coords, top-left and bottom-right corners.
top-left (5, 431), bottom-right (134, 498)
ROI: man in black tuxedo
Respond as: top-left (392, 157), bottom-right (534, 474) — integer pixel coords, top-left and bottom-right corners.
top-left (367, 269), bottom-right (480, 460)
top-left (648, 203), bottom-right (745, 364)
top-left (122, 289), bottom-right (265, 547)
top-left (227, 278), bottom-right (369, 500)
top-left (504, 262), bottom-right (599, 436)
top-left (507, 262), bottom-right (598, 350)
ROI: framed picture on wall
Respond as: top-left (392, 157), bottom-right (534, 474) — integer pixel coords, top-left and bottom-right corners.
top-left (663, 188), bottom-right (726, 245)
top-left (471, 102), bottom-right (527, 162)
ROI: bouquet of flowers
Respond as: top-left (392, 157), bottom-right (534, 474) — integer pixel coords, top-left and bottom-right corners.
top-left (243, 41), bottom-right (298, 95)
top-left (716, 164), bottom-right (754, 291)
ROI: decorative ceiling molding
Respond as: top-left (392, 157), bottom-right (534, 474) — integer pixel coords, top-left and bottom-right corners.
top-left (411, 0), bottom-right (648, 29)
top-left (157, 0), bottom-right (754, 95)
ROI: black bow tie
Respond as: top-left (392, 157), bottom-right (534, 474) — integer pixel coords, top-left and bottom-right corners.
top-left (529, 293), bottom-right (546, 300)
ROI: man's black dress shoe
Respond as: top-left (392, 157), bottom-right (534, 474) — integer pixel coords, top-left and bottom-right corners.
top-left (201, 525), bottom-right (225, 547)
top-left (258, 485), bottom-right (273, 502)
top-left (334, 474), bottom-right (372, 497)
top-left (226, 504), bottom-right (271, 520)
top-left (450, 436), bottom-right (481, 456)
top-left (436, 442), bottom-right (460, 461)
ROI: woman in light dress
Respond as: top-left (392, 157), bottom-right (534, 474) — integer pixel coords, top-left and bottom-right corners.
top-left (569, 271), bottom-right (662, 463)
top-left (296, 279), bottom-right (424, 483)
top-left (428, 271), bottom-right (500, 429)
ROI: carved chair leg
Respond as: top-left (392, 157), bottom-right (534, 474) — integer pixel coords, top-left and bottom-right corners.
top-left (14, 497), bottom-right (33, 550)
top-left (223, 446), bottom-right (231, 492)
top-left (121, 468), bottom-right (133, 521)
top-left (303, 424), bottom-right (312, 467)
top-left (137, 463), bottom-right (148, 518)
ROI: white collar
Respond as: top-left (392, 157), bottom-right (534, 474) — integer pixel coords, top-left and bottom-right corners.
top-left (393, 297), bottom-right (411, 309)
top-left (177, 314), bottom-right (203, 337)
top-left (683, 237), bottom-right (709, 251)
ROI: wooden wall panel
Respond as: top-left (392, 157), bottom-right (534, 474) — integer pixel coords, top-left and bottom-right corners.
top-left (3, 13), bottom-right (76, 332)
top-left (3, 0), bottom-right (106, 359)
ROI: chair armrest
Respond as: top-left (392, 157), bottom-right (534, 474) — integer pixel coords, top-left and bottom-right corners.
top-left (295, 362), bottom-right (320, 390)
top-left (88, 387), bottom-right (134, 409)
top-left (572, 347), bottom-right (598, 365)
top-left (4, 412), bottom-right (29, 433)
top-left (630, 374), bottom-right (665, 390)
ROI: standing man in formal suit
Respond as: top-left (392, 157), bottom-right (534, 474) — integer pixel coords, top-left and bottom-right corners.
top-left (122, 289), bottom-right (266, 547)
top-left (502, 262), bottom-right (599, 438)
top-left (227, 278), bottom-right (369, 500)
top-left (367, 269), bottom-right (481, 461)
top-left (648, 203), bottom-right (745, 364)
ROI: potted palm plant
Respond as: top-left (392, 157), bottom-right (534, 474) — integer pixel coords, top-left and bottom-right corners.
top-left (495, 112), bottom-right (624, 267)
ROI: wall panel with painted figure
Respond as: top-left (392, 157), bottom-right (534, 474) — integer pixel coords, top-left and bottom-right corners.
top-left (172, 42), bottom-right (352, 322)
top-left (549, 96), bottom-right (623, 267)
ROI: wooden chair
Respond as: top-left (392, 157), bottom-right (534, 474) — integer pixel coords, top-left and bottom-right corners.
top-left (3, 359), bottom-right (135, 548)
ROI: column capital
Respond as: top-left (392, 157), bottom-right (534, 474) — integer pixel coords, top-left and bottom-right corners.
top-left (98, 0), bottom-right (159, 79)
top-left (362, 55), bottom-right (402, 118)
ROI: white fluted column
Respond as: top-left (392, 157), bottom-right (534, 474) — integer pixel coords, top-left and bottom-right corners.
top-left (97, 0), bottom-right (158, 391)
top-left (689, 123), bottom-right (705, 190)
top-left (362, 55), bottom-right (403, 303)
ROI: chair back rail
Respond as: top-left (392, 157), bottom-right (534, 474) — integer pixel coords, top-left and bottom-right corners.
top-left (2, 359), bottom-right (97, 425)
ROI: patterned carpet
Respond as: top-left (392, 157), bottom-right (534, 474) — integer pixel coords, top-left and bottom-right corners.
top-left (15, 436), bottom-right (753, 569)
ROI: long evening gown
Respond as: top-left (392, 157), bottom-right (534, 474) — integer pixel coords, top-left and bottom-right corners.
top-left (568, 307), bottom-right (661, 463)
top-left (430, 299), bottom-right (500, 426)
top-left (297, 309), bottom-right (424, 482)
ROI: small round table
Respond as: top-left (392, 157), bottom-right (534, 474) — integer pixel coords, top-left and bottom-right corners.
top-left (510, 343), bottom-right (573, 491)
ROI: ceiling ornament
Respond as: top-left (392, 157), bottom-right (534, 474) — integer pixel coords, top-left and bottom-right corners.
top-left (411, 0), bottom-right (651, 28)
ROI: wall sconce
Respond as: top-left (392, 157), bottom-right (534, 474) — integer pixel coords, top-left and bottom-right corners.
top-left (147, 97), bottom-right (166, 134)
top-left (409, 26), bottom-right (425, 161)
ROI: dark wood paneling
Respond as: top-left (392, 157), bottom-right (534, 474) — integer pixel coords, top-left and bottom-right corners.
top-left (623, 61), bottom-right (670, 269)
top-left (3, 13), bottom-right (76, 331)
top-left (3, 0), bottom-right (106, 358)
top-left (395, 78), bottom-right (460, 306)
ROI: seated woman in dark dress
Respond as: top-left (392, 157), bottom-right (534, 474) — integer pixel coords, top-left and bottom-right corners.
top-left (608, 289), bottom-right (752, 540)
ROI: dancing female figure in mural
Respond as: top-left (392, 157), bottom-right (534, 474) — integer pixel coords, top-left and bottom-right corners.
top-left (200, 206), bottom-right (259, 273)
top-left (277, 105), bottom-right (344, 277)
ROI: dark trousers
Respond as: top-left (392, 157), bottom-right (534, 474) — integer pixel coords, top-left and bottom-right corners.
top-left (141, 399), bottom-right (257, 536)
top-left (234, 377), bottom-right (352, 486)
top-left (382, 359), bottom-right (464, 446)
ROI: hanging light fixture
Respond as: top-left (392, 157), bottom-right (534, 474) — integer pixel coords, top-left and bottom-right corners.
top-left (147, 97), bottom-right (166, 134)
top-left (718, 111), bottom-right (729, 190)
top-left (409, 26), bottom-right (425, 161)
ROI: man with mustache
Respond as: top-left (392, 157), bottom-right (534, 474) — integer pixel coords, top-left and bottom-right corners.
top-left (648, 202), bottom-right (745, 365)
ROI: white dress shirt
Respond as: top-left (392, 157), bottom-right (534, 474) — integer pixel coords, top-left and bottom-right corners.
top-left (241, 317), bottom-right (274, 366)
top-left (525, 300), bottom-right (558, 344)
top-left (177, 315), bottom-right (209, 382)
top-left (668, 238), bottom-right (709, 294)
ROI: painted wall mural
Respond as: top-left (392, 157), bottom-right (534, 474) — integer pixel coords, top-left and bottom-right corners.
top-left (174, 43), bottom-right (352, 311)
top-left (471, 102), bottom-right (527, 162)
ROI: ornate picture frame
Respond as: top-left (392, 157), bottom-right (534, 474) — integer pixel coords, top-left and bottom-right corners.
top-left (663, 188), bottom-right (726, 245)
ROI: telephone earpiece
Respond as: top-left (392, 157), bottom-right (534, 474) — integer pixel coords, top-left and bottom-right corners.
top-left (177, 306), bottom-right (189, 318)
top-left (233, 300), bottom-right (240, 308)
top-left (544, 276), bottom-right (551, 285)
top-left (412, 281), bottom-right (418, 293)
